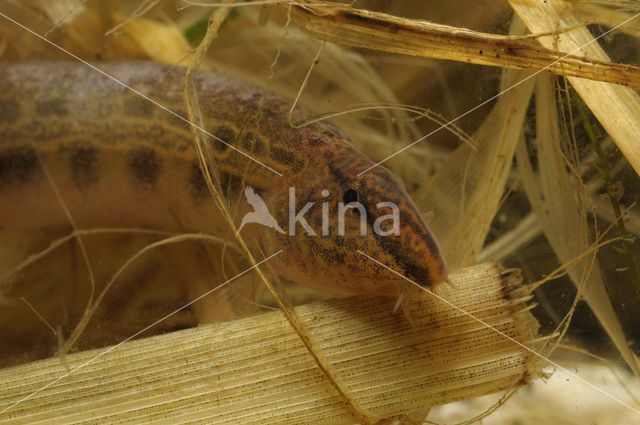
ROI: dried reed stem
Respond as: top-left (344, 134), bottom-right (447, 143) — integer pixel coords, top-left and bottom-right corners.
top-left (289, 2), bottom-right (640, 88)
top-left (0, 263), bottom-right (542, 424)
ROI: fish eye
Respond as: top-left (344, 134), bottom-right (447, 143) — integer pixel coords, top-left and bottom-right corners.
top-left (343, 187), bottom-right (359, 204)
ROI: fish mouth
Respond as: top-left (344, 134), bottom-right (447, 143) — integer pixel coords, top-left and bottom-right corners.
top-left (374, 214), bottom-right (447, 288)
top-left (389, 237), bottom-right (447, 288)
top-left (408, 226), bottom-right (447, 286)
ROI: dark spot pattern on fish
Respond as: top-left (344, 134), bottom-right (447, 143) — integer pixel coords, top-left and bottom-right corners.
top-left (67, 143), bottom-right (99, 188)
top-left (0, 146), bottom-right (38, 187)
top-left (128, 147), bottom-right (161, 187)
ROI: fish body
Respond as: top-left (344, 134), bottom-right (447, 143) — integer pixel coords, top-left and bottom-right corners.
top-left (0, 61), bottom-right (446, 296)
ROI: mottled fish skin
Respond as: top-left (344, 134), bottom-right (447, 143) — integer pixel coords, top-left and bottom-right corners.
top-left (0, 61), bottom-right (447, 296)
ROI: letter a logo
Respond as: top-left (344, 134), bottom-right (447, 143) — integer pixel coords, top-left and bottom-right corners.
top-left (237, 186), bottom-right (285, 234)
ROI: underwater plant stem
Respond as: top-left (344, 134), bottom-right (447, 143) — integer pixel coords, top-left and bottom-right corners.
top-left (574, 92), bottom-right (640, 296)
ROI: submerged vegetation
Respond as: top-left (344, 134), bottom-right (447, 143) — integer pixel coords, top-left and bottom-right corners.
top-left (0, 0), bottom-right (639, 423)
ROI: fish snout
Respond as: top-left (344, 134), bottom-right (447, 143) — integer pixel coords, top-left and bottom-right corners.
top-left (397, 216), bottom-right (447, 288)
